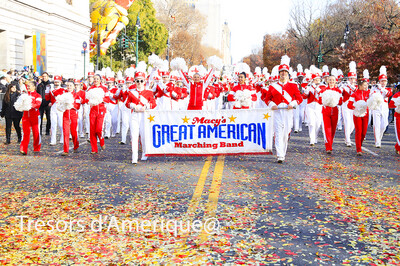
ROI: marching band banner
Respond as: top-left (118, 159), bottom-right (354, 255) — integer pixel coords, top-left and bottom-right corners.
top-left (144, 109), bottom-right (274, 156)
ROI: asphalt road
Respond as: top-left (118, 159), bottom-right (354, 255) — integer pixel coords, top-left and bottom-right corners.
top-left (0, 119), bottom-right (399, 264)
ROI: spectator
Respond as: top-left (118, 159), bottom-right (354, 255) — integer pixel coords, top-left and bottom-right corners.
top-left (0, 72), bottom-right (8, 93)
top-left (36, 72), bottom-right (52, 135)
top-left (0, 84), bottom-right (23, 144)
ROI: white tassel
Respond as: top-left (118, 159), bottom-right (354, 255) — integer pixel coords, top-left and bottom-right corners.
top-left (353, 100), bottom-right (368, 117)
top-left (367, 92), bottom-right (384, 111)
top-left (321, 90), bottom-right (341, 107)
top-left (170, 57), bottom-right (187, 71)
top-left (14, 94), bottom-right (32, 112)
top-left (86, 87), bottom-right (105, 106)
top-left (207, 55), bottom-right (223, 71)
top-left (56, 93), bottom-right (74, 112)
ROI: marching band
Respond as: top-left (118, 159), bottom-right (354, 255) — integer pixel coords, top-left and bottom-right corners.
top-left (8, 54), bottom-right (400, 163)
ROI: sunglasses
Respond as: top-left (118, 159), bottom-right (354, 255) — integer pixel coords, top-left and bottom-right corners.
top-left (135, 80), bottom-right (145, 84)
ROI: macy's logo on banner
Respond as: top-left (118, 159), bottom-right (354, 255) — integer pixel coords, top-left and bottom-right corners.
top-left (192, 116), bottom-right (227, 127)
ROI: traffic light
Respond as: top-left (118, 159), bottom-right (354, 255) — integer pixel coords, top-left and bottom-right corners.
top-left (124, 38), bottom-right (129, 49)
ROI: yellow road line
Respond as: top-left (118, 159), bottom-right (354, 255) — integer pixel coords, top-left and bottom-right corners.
top-left (199, 155), bottom-right (225, 243)
top-left (186, 156), bottom-right (213, 216)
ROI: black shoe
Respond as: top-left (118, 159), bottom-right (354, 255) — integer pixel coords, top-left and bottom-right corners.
top-left (119, 141), bottom-right (126, 145)
top-left (45, 132), bottom-right (50, 136)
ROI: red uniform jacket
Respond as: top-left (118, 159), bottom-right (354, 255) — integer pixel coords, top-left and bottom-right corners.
top-left (264, 81), bottom-right (303, 108)
top-left (347, 90), bottom-right (370, 110)
top-left (23, 91), bottom-right (42, 118)
top-left (389, 91), bottom-right (400, 118)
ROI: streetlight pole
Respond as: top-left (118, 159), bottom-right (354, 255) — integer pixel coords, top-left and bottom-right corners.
top-left (135, 14), bottom-right (141, 66)
top-left (317, 33), bottom-right (323, 68)
top-left (95, 22), bottom-right (108, 71)
top-left (166, 34), bottom-right (170, 62)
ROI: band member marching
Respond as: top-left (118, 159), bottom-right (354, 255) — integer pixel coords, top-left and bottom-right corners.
top-left (389, 89), bottom-right (400, 155)
top-left (340, 62), bottom-right (358, 147)
top-left (369, 66), bottom-right (392, 148)
top-left (125, 63), bottom-right (157, 164)
top-left (348, 77), bottom-right (370, 155)
top-left (59, 81), bottom-right (84, 155)
top-left (263, 55), bottom-right (303, 163)
top-left (319, 73), bottom-right (343, 154)
top-left (303, 66), bottom-right (324, 146)
top-left (86, 74), bottom-right (110, 154)
top-left (15, 80), bottom-right (42, 155)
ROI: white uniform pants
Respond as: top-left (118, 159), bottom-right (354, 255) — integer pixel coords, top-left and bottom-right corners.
top-left (120, 104), bottom-right (131, 143)
top-left (273, 107), bottom-right (293, 160)
top-left (50, 103), bottom-right (64, 144)
top-left (372, 105), bottom-right (389, 147)
top-left (130, 112), bottom-right (146, 163)
top-left (293, 101), bottom-right (305, 132)
top-left (337, 106), bottom-right (343, 130)
top-left (342, 102), bottom-right (354, 145)
top-left (306, 102), bottom-right (322, 144)
top-left (84, 104), bottom-right (90, 134)
top-left (77, 107), bottom-right (84, 137)
top-left (117, 102), bottom-right (122, 134)
top-left (104, 103), bottom-right (119, 137)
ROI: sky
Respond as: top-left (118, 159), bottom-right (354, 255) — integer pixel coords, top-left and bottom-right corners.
top-left (221, 0), bottom-right (326, 63)
top-left (221, 0), bottom-right (292, 63)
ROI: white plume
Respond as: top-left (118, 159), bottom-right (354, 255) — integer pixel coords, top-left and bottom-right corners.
top-left (56, 92), bottom-right (74, 112)
top-left (305, 69), bottom-right (311, 80)
top-left (310, 65), bottom-right (322, 77)
top-left (379, 65), bottom-right (387, 76)
top-left (86, 87), bottom-right (105, 106)
top-left (234, 63), bottom-right (250, 74)
top-left (148, 54), bottom-right (163, 69)
top-left (14, 94), bottom-right (32, 112)
top-left (353, 100), bottom-right (368, 117)
top-left (160, 60), bottom-right (169, 72)
top-left (207, 55), bottom-right (223, 71)
top-left (331, 68), bottom-right (338, 78)
top-left (116, 71), bottom-right (123, 80)
top-left (104, 67), bottom-right (113, 78)
top-left (170, 57), bottom-right (187, 71)
top-left (321, 90), bottom-right (341, 107)
top-left (363, 69), bottom-right (370, 80)
top-left (136, 61), bottom-right (147, 74)
top-left (262, 67), bottom-right (269, 76)
top-left (280, 55), bottom-right (290, 66)
top-left (125, 67), bottom-right (135, 78)
top-left (338, 69), bottom-right (343, 77)
top-left (271, 65), bottom-right (279, 78)
top-left (255, 67), bottom-right (261, 75)
top-left (363, 69), bottom-right (369, 79)
top-left (367, 92), bottom-right (384, 111)
top-left (349, 61), bottom-right (357, 73)
top-left (297, 64), bottom-right (303, 73)
top-left (322, 65), bottom-right (329, 73)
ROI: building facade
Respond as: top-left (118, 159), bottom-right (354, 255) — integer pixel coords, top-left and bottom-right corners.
top-left (0, 0), bottom-right (91, 78)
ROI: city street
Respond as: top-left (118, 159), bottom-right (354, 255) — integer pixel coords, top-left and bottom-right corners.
top-left (0, 120), bottom-right (399, 264)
